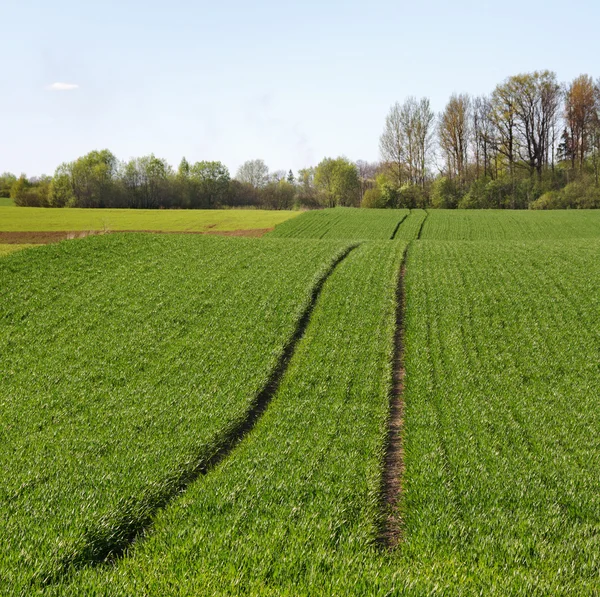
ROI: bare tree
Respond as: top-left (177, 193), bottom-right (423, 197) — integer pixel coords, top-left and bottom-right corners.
top-left (472, 96), bottom-right (496, 179)
top-left (235, 159), bottom-right (269, 187)
top-left (380, 97), bottom-right (435, 188)
top-left (564, 75), bottom-right (597, 171)
top-left (494, 71), bottom-right (561, 180)
top-left (355, 160), bottom-right (380, 202)
top-left (439, 94), bottom-right (471, 184)
top-left (379, 103), bottom-right (406, 186)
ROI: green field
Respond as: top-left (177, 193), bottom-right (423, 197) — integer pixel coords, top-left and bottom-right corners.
top-left (0, 243), bottom-right (36, 256)
top-left (0, 206), bottom-right (298, 232)
top-left (0, 197), bottom-right (14, 207)
top-left (0, 235), bottom-right (349, 591)
top-left (268, 207), bottom-right (410, 239)
top-left (420, 209), bottom-right (600, 239)
top-left (272, 207), bottom-right (600, 240)
top-left (2, 208), bottom-right (599, 595)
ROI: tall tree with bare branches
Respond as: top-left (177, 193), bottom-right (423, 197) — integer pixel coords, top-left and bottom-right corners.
top-left (439, 94), bottom-right (471, 184)
top-left (564, 75), bottom-right (597, 171)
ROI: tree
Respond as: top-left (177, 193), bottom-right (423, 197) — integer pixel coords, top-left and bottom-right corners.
top-left (11, 174), bottom-right (51, 207)
top-left (564, 75), bottom-right (597, 171)
top-left (439, 94), bottom-right (471, 184)
top-left (296, 167), bottom-right (320, 208)
top-left (472, 96), bottom-right (496, 179)
top-left (314, 157), bottom-right (360, 207)
top-left (361, 187), bottom-right (387, 208)
top-left (492, 72), bottom-right (561, 182)
top-left (380, 97), bottom-right (435, 188)
top-left (69, 150), bottom-right (119, 207)
top-left (379, 102), bottom-right (406, 186)
top-left (260, 180), bottom-right (296, 209)
top-left (49, 164), bottom-right (75, 207)
top-left (235, 159), bottom-right (269, 188)
top-left (190, 161), bottom-right (230, 208)
top-left (120, 155), bottom-right (172, 208)
top-left (0, 172), bottom-right (16, 198)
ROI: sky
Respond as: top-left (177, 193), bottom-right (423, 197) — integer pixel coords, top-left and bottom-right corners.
top-left (1, 0), bottom-right (599, 178)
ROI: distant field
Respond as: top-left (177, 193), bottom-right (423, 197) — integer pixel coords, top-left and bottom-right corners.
top-left (420, 209), bottom-right (600, 239)
top-left (270, 207), bottom-right (600, 240)
top-left (269, 207), bottom-right (411, 240)
top-left (0, 197), bottom-right (14, 207)
top-left (0, 243), bottom-right (36, 256)
top-left (0, 206), bottom-right (298, 233)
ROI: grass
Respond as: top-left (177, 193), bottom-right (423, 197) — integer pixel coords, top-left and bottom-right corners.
top-left (54, 237), bottom-right (600, 596)
top-left (420, 209), bottom-right (600, 239)
top-left (393, 209), bottom-right (428, 240)
top-left (399, 239), bottom-right (600, 594)
top-left (268, 207), bottom-right (410, 239)
top-left (3, 209), bottom-right (600, 594)
top-left (0, 197), bottom-right (14, 207)
top-left (0, 243), bottom-right (37, 256)
top-left (53, 241), bottom-right (407, 595)
top-left (0, 234), bottom-right (349, 592)
top-left (0, 206), bottom-right (298, 232)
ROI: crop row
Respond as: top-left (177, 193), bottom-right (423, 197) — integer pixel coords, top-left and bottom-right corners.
top-left (56, 237), bottom-right (600, 596)
top-left (268, 207), bottom-right (409, 240)
top-left (269, 208), bottom-right (600, 241)
top-left (420, 209), bottom-right (600, 240)
top-left (393, 209), bottom-right (428, 240)
top-left (51, 241), bottom-right (406, 595)
top-left (0, 234), bottom-right (350, 592)
top-left (399, 239), bottom-right (600, 594)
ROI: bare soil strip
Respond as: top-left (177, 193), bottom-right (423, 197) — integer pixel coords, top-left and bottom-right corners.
top-left (379, 247), bottom-right (408, 548)
top-left (390, 214), bottom-right (409, 240)
top-left (45, 244), bottom-right (358, 584)
top-left (0, 229), bottom-right (273, 245)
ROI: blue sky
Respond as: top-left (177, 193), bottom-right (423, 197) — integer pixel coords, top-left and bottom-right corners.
top-left (2, 0), bottom-right (599, 177)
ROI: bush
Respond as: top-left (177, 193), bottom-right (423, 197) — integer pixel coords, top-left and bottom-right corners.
top-left (529, 191), bottom-right (567, 210)
top-left (431, 177), bottom-right (461, 209)
top-left (398, 184), bottom-right (426, 208)
top-left (361, 187), bottom-right (387, 208)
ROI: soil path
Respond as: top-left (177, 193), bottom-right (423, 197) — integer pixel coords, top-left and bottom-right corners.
top-left (380, 248), bottom-right (407, 548)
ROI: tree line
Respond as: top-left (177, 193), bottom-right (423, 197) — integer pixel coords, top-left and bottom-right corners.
top-left (1, 154), bottom-right (362, 211)
top-left (2, 70), bottom-right (600, 210)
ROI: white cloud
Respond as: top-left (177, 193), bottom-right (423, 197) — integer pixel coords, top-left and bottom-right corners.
top-left (46, 82), bottom-right (79, 91)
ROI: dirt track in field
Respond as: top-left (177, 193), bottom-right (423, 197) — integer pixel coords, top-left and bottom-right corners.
top-left (0, 228), bottom-right (274, 244)
top-left (380, 252), bottom-right (407, 549)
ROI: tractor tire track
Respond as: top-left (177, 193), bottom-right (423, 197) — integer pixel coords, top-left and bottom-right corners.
top-left (416, 209), bottom-right (429, 240)
top-left (390, 214), bottom-right (409, 240)
top-left (379, 245), bottom-right (409, 548)
top-left (40, 244), bottom-right (359, 586)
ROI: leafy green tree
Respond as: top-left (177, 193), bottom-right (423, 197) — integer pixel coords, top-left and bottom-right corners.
top-left (70, 150), bottom-right (118, 207)
top-left (120, 155), bottom-right (172, 208)
top-left (49, 164), bottom-right (75, 207)
top-left (361, 187), bottom-right (387, 208)
top-left (11, 175), bottom-right (51, 207)
top-left (430, 176), bottom-right (461, 208)
top-left (190, 161), bottom-right (230, 208)
top-left (0, 172), bottom-right (16, 197)
top-left (314, 157), bottom-right (360, 207)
